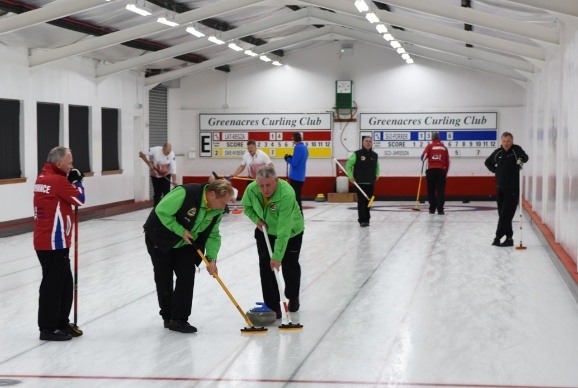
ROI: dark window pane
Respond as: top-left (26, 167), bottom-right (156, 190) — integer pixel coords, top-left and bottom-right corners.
top-left (69, 105), bottom-right (91, 173)
top-left (102, 108), bottom-right (119, 171)
top-left (0, 99), bottom-right (21, 179)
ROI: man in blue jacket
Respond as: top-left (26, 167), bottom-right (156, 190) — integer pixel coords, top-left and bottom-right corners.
top-left (284, 132), bottom-right (309, 213)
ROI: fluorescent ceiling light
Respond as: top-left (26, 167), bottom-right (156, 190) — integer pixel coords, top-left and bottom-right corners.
top-left (126, 3), bottom-right (151, 16)
top-left (157, 17), bottom-right (179, 27)
top-left (228, 43), bottom-right (243, 51)
top-left (401, 53), bottom-right (410, 60)
top-left (390, 40), bottom-right (401, 48)
top-left (244, 49), bottom-right (258, 57)
top-left (208, 35), bottom-right (225, 45)
top-left (397, 48), bottom-right (406, 54)
top-left (406, 58), bottom-right (414, 64)
top-left (376, 24), bottom-right (388, 34)
top-left (383, 33), bottom-right (394, 41)
top-left (354, 0), bottom-right (369, 12)
top-left (272, 60), bottom-right (282, 66)
top-left (365, 12), bottom-right (379, 23)
top-left (260, 55), bottom-right (272, 62)
top-left (186, 26), bottom-right (205, 37)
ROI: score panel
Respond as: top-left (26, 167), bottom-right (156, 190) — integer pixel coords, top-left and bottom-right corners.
top-left (371, 130), bottom-right (498, 158)
top-left (199, 131), bottom-right (332, 158)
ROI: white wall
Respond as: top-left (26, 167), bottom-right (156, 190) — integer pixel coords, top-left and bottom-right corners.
top-left (0, 45), bottom-right (147, 223)
top-left (170, 40), bottom-right (526, 180)
top-left (526, 22), bottom-right (578, 264)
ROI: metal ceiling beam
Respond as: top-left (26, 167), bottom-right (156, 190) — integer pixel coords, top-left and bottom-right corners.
top-left (0, 0), bottom-right (111, 35)
top-left (145, 25), bottom-right (331, 85)
top-left (309, 8), bottom-right (534, 73)
top-left (380, 0), bottom-right (558, 44)
top-left (299, 0), bottom-right (545, 61)
top-left (332, 26), bottom-right (527, 82)
top-left (96, 8), bottom-right (309, 79)
top-left (501, 0), bottom-right (578, 18)
top-left (29, 0), bottom-right (267, 68)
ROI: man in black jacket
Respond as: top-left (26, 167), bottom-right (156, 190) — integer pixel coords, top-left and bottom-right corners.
top-left (485, 132), bottom-right (529, 247)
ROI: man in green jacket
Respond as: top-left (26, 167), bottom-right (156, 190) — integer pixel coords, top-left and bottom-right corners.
top-left (143, 180), bottom-right (234, 333)
top-left (241, 166), bottom-right (305, 318)
top-left (346, 136), bottom-right (380, 227)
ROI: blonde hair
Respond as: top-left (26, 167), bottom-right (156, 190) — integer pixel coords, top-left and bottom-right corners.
top-left (207, 179), bottom-right (234, 198)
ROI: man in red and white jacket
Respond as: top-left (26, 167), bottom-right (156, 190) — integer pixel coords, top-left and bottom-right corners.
top-left (34, 146), bottom-right (85, 341)
top-left (421, 132), bottom-right (450, 215)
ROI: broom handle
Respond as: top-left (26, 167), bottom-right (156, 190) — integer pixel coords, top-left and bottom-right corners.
top-left (262, 226), bottom-right (292, 325)
top-left (190, 241), bottom-right (255, 328)
top-left (415, 160), bottom-right (425, 208)
top-left (519, 168), bottom-right (523, 244)
top-left (74, 206), bottom-right (78, 326)
top-left (333, 158), bottom-right (370, 201)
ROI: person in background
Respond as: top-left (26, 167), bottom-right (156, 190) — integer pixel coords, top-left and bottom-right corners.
top-left (284, 132), bottom-right (309, 213)
top-left (484, 132), bottom-right (529, 247)
top-left (346, 136), bottom-right (379, 227)
top-left (421, 132), bottom-right (450, 215)
top-left (34, 146), bottom-right (86, 341)
top-left (241, 166), bottom-right (304, 318)
top-left (231, 140), bottom-right (274, 181)
top-left (143, 180), bottom-right (234, 333)
top-left (139, 143), bottom-right (177, 206)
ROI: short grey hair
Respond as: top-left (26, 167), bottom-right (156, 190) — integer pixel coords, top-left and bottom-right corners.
top-left (47, 147), bottom-right (70, 164)
top-left (256, 165), bottom-right (277, 180)
top-left (501, 132), bottom-right (513, 140)
top-left (432, 132), bottom-right (440, 140)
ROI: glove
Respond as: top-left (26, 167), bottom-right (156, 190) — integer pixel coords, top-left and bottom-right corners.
top-left (517, 159), bottom-right (524, 169)
top-left (284, 154), bottom-right (291, 162)
top-left (67, 169), bottom-right (84, 184)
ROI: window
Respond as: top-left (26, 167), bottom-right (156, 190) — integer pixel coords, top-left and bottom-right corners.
top-left (102, 108), bottom-right (120, 171)
top-left (0, 99), bottom-right (21, 180)
top-left (37, 102), bottom-right (61, 175)
top-left (69, 105), bottom-right (91, 173)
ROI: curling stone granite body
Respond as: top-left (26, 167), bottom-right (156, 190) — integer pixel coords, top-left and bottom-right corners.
top-left (246, 310), bottom-right (277, 326)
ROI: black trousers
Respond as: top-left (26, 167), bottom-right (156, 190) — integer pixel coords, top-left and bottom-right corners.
top-left (254, 229), bottom-right (303, 312)
top-left (496, 189), bottom-right (519, 240)
top-left (152, 175), bottom-right (171, 206)
top-left (290, 179), bottom-right (304, 213)
top-left (426, 168), bottom-right (447, 213)
top-left (355, 184), bottom-right (374, 224)
top-left (145, 234), bottom-right (201, 321)
top-left (36, 249), bottom-right (73, 331)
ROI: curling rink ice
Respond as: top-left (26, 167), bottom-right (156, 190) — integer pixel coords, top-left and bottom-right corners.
top-left (1, 201), bottom-right (578, 388)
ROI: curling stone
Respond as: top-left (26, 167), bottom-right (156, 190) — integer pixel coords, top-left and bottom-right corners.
top-left (246, 302), bottom-right (277, 326)
top-left (315, 193), bottom-right (327, 202)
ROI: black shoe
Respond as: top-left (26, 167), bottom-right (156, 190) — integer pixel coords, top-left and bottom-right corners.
top-left (438, 211), bottom-right (445, 215)
top-left (168, 320), bottom-right (197, 333)
top-left (273, 309), bottom-right (282, 319)
top-left (58, 323), bottom-right (83, 337)
top-left (164, 320), bottom-right (170, 328)
top-left (224, 204), bottom-right (230, 214)
top-left (429, 211), bottom-right (435, 214)
top-left (40, 329), bottom-right (72, 341)
top-left (288, 298), bottom-right (300, 312)
top-left (500, 239), bottom-right (514, 247)
top-left (360, 223), bottom-right (369, 227)
top-left (492, 238), bottom-right (501, 246)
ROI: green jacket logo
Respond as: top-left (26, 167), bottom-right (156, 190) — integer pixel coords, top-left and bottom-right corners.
top-left (187, 207), bottom-right (197, 217)
top-left (269, 203), bottom-right (277, 212)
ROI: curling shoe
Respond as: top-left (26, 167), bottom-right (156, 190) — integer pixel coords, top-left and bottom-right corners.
top-left (168, 320), bottom-right (197, 333)
top-left (492, 238), bottom-right (501, 246)
top-left (500, 238), bottom-right (514, 247)
top-left (163, 320), bottom-right (170, 328)
top-left (58, 323), bottom-right (83, 337)
top-left (288, 297), bottom-right (300, 312)
top-left (273, 309), bottom-right (282, 319)
top-left (40, 329), bottom-right (72, 341)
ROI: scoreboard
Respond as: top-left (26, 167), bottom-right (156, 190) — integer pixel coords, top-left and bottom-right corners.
top-left (360, 112), bottom-right (498, 158)
top-left (199, 113), bottom-right (332, 158)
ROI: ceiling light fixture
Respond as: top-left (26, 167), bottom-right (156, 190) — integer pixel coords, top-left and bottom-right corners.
top-left (354, 0), bottom-right (369, 12)
top-left (390, 41), bottom-right (401, 48)
top-left (376, 24), bottom-right (388, 34)
top-left (157, 17), bottom-right (179, 27)
top-left (208, 35), bottom-right (225, 45)
top-left (383, 33), bottom-right (394, 41)
top-left (126, 2), bottom-right (151, 16)
top-left (406, 58), bottom-right (414, 64)
top-left (272, 60), bottom-right (282, 66)
top-left (401, 53), bottom-right (410, 60)
top-left (228, 43), bottom-right (243, 51)
top-left (397, 48), bottom-right (406, 54)
top-left (186, 26), bottom-right (205, 37)
top-left (365, 12), bottom-right (379, 23)
top-left (244, 49), bottom-right (258, 57)
top-left (260, 55), bottom-right (272, 62)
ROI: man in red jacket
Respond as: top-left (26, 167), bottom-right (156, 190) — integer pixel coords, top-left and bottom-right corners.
top-left (34, 147), bottom-right (85, 341)
top-left (421, 133), bottom-right (450, 215)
